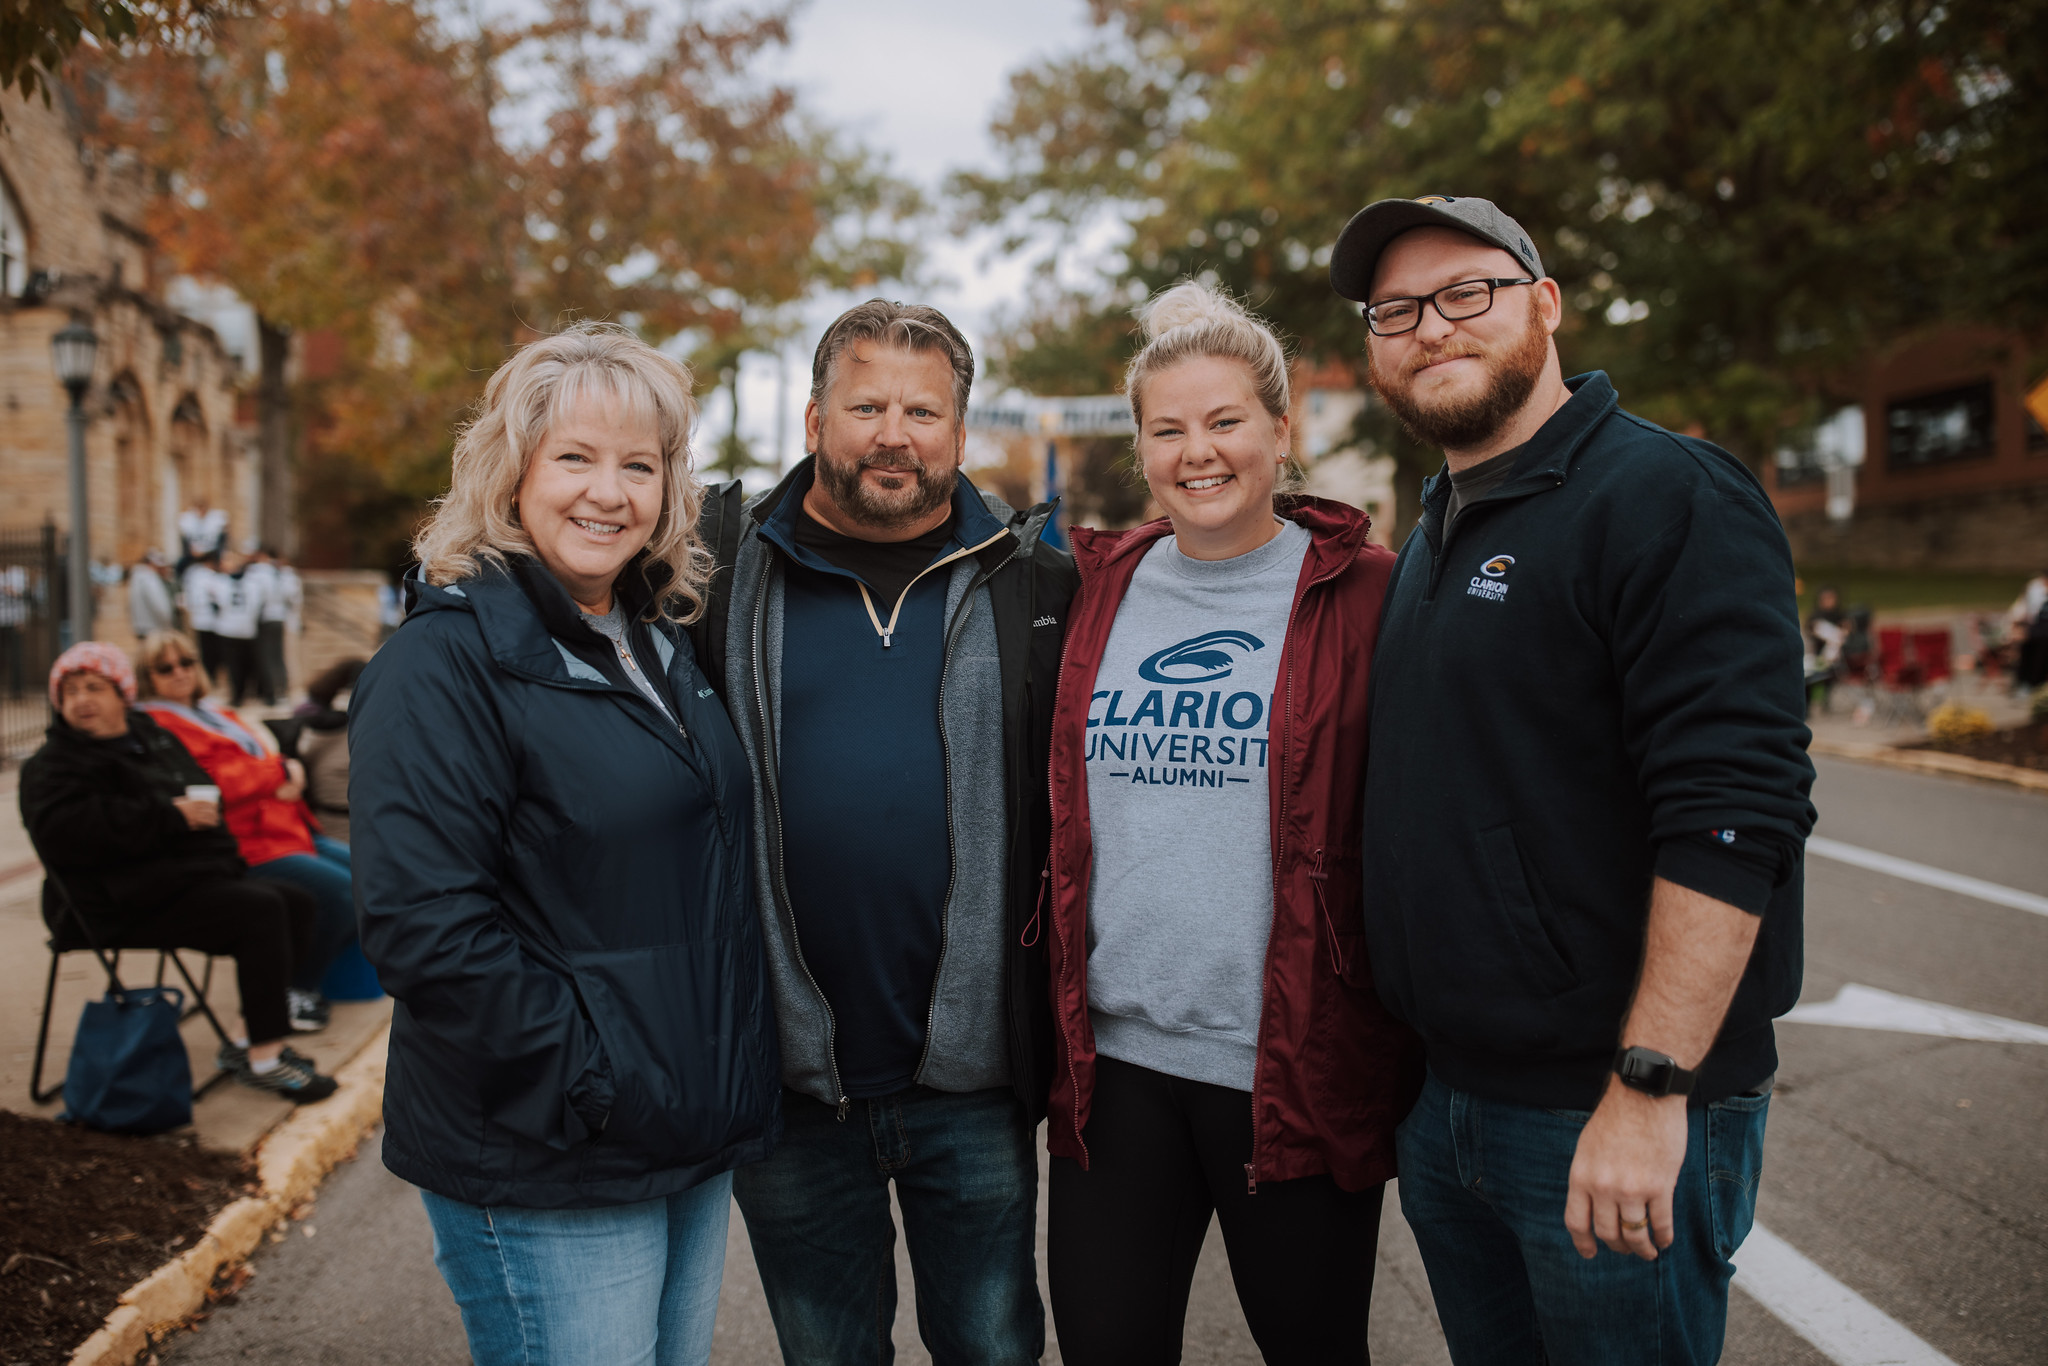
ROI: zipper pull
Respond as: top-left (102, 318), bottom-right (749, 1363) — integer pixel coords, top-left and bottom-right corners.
top-left (836, 1096), bottom-right (850, 1122)
top-left (1244, 1162), bottom-right (1258, 1195)
top-left (881, 630), bottom-right (893, 649)
top-left (1020, 865), bottom-right (1048, 947)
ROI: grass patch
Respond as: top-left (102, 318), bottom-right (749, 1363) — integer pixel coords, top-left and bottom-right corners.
top-left (1795, 566), bottom-right (2030, 616)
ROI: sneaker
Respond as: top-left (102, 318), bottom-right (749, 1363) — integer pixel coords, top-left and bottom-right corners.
top-left (287, 989), bottom-right (331, 1034)
top-left (227, 1050), bottom-right (339, 1104)
top-left (217, 1041), bottom-right (315, 1071)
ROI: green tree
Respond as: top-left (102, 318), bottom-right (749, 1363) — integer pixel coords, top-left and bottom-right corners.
top-left (955, 0), bottom-right (2045, 541)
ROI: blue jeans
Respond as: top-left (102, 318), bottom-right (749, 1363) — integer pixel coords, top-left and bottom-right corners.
top-left (419, 1170), bottom-right (733, 1366)
top-left (1396, 1070), bottom-right (1770, 1366)
top-left (733, 1086), bottom-right (1043, 1365)
top-left (250, 834), bottom-right (354, 992)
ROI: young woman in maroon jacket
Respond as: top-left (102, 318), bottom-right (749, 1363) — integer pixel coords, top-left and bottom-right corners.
top-left (1043, 282), bottom-right (1423, 1364)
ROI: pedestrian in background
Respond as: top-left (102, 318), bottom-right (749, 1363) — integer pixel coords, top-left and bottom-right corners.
top-left (713, 300), bottom-right (1075, 1365)
top-left (177, 496), bottom-right (228, 571)
top-left (206, 549), bottom-right (264, 706)
top-left (250, 546), bottom-right (299, 703)
top-left (349, 322), bottom-right (778, 1366)
top-left (136, 629), bottom-right (352, 1035)
top-left (181, 549), bottom-right (224, 681)
top-left (1041, 281), bottom-right (1421, 1365)
top-left (128, 551), bottom-right (177, 640)
top-left (20, 642), bottom-right (338, 1100)
top-left (1334, 195), bottom-right (1816, 1364)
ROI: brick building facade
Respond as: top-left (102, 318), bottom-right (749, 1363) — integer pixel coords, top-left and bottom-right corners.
top-left (1769, 328), bottom-right (2048, 573)
top-left (0, 85), bottom-right (255, 641)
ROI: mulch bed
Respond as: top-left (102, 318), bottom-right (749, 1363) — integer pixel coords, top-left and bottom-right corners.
top-left (0, 1111), bottom-right (253, 1366)
top-left (1908, 721), bottom-right (2048, 772)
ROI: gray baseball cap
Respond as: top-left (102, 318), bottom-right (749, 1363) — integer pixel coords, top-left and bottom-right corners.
top-left (1329, 195), bottom-right (1545, 302)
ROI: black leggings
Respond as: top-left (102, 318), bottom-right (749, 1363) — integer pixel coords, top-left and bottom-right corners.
top-left (1049, 1055), bottom-right (1384, 1366)
top-left (121, 877), bottom-right (316, 1044)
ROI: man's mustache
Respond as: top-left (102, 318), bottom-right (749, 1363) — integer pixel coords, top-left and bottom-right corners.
top-left (1404, 342), bottom-right (1488, 378)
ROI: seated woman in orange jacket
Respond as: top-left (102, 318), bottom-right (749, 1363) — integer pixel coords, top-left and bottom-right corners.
top-left (136, 629), bottom-right (354, 1033)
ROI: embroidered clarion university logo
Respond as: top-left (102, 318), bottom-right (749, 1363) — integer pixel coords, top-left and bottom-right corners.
top-left (1468, 553), bottom-right (1514, 602)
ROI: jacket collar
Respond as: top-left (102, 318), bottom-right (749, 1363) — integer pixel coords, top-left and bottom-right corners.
top-left (404, 554), bottom-right (665, 686)
top-left (1069, 494), bottom-right (1371, 582)
top-left (1419, 370), bottom-right (1620, 511)
top-left (752, 455), bottom-right (1019, 577)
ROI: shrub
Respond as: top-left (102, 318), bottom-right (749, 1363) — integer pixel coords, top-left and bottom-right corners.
top-left (1927, 702), bottom-right (1995, 743)
top-left (2032, 685), bottom-right (2048, 726)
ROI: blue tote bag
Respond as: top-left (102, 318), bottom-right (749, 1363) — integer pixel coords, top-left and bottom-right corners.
top-left (59, 984), bottom-right (193, 1134)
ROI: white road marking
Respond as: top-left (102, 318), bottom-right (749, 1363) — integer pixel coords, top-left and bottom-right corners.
top-left (1783, 983), bottom-right (2048, 1044)
top-left (1806, 837), bottom-right (2048, 918)
top-left (1736, 1223), bottom-right (1961, 1366)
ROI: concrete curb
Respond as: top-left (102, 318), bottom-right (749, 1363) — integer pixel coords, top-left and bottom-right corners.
top-left (65, 1023), bottom-right (390, 1366)
top-left (1812, 737), bottom-right (2048, 793)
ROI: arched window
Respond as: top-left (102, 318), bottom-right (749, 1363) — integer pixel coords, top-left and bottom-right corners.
top-left (0, 174), bottom-right (25, 298)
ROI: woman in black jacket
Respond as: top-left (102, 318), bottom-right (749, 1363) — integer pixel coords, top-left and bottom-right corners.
top-left (20, 642), bottom-right (336, 1101)
top-left (348, 323), bottom-right (778, 1366)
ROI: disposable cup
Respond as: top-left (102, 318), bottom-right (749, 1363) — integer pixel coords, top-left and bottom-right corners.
top-left (185, 785), bottom-right (222, 804)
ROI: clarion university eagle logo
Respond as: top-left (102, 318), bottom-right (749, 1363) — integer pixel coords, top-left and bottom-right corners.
top-left (1137, 630), bottom-right (1267, 684)
top-left (1469, 553), bottom-right (1514, 602)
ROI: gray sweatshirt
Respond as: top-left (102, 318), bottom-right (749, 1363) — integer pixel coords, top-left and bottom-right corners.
top-left (1083, 519), bottom-right (1309, 1092)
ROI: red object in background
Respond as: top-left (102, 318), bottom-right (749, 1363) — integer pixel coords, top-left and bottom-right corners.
top-left (1910, 630), bottom-right (1954, 685)
top-left (1878, 627), bottom-right (1925, 691)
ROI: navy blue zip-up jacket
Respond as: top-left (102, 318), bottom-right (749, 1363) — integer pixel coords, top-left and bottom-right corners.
top-left (349, 556), bottom-right (781, 1208)
top-left (1362, 373), bottom-right (1816, 1110)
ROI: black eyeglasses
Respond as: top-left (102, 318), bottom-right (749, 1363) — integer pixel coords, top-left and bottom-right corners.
top-left (1361, 277), bottom-right (1536, 337)
top-left (151, 658), bottom-right (197, 675)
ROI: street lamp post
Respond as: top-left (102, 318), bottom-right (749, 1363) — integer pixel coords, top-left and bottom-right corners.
top-left (50, 319), bottom-right (98, 646)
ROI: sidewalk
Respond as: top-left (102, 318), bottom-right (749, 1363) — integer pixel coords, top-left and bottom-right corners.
top-left (0, 764), bottom-right (390, 1153)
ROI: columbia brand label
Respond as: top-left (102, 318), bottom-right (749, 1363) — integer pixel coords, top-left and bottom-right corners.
top-left (1033, 614), bottom-right (1059, 628)
top-left (1468, 553), bottom-right (1515, 602)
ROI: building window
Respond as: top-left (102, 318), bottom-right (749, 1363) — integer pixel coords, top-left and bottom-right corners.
top-left (1887, 382), bottom-right (1995, 470)
top-left (0, 175), bottom-right (25, 298)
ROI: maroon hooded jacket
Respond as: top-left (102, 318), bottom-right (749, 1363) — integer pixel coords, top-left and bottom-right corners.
top-left (1042, 496), bottom-right (1424, 1192)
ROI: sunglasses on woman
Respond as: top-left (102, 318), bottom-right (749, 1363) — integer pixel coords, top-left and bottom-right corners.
top-left (151, 657), bottom-right (197, 675)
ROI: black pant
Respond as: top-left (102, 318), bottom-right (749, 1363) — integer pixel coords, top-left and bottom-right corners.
top-left (120, 877), bottom-right (315, 1044)
top-left (216, 634), bottom-right (259, 706)
top-left (257, 621), bottom-right (287, 703)
top-left (1049, 1056), bottom-right (1384, 1366)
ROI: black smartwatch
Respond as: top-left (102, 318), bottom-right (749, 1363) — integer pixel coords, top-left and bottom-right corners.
top-left (1612, 1046), bottom-right (1696, 1098)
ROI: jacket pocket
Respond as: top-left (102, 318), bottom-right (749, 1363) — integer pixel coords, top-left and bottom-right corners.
top-left (1478, 825), bottom-right (1576, 996)
top-left (569, 942), bottom-right (775, 1179)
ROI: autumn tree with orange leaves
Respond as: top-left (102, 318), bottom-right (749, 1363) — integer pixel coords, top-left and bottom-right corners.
top-left (86, 0), bottom-right (915, 567)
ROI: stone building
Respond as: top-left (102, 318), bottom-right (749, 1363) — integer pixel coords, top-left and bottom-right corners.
top-left (0, 84), bottom-right (256, 643)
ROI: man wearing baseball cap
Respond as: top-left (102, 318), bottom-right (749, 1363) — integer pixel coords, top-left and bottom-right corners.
top-left (1337, 196), bottom-right (1816, 1362)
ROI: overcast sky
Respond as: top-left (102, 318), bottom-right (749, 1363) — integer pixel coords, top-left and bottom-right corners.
top-left (725, 0), bottom-right (1111, 473)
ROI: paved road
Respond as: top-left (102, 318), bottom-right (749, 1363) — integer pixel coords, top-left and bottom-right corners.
top-left (162, 756), bottom-right (2048, 1364)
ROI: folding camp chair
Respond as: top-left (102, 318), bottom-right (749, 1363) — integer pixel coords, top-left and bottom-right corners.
top-left (28, 887), bottom-right (233, 1105)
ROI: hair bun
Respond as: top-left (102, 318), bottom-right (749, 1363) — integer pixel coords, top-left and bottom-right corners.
top-left (1137, 280), bottom-right (1249, 342)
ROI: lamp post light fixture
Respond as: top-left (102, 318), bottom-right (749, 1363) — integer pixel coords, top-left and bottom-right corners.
top-left (51, 318), bottom-right (98, 646)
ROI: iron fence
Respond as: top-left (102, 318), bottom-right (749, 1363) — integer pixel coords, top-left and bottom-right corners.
top-left (0, 525), bottom-right (67, 761)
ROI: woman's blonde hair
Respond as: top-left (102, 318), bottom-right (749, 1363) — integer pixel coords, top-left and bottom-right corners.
top-left (135, 630), bottom-right (213, 702)
top-left (1126, 280), bottom-right (1306, 495)
top-left (412, 321), bottom-right (710, 621)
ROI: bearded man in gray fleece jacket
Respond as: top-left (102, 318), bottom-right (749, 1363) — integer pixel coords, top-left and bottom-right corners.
top-left (703, 300), bottom-right (1076, 1366)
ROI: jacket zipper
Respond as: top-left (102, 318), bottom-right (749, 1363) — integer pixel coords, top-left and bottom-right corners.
top-left (1246, 538), bottom-right (1356, 1194)
top-left (1043, 545), bottom-right (1090, 1167)
top-left (912, 537), bottom-right (1024, 1083)
top-left (748, 551), bottom-right (848, 1117)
